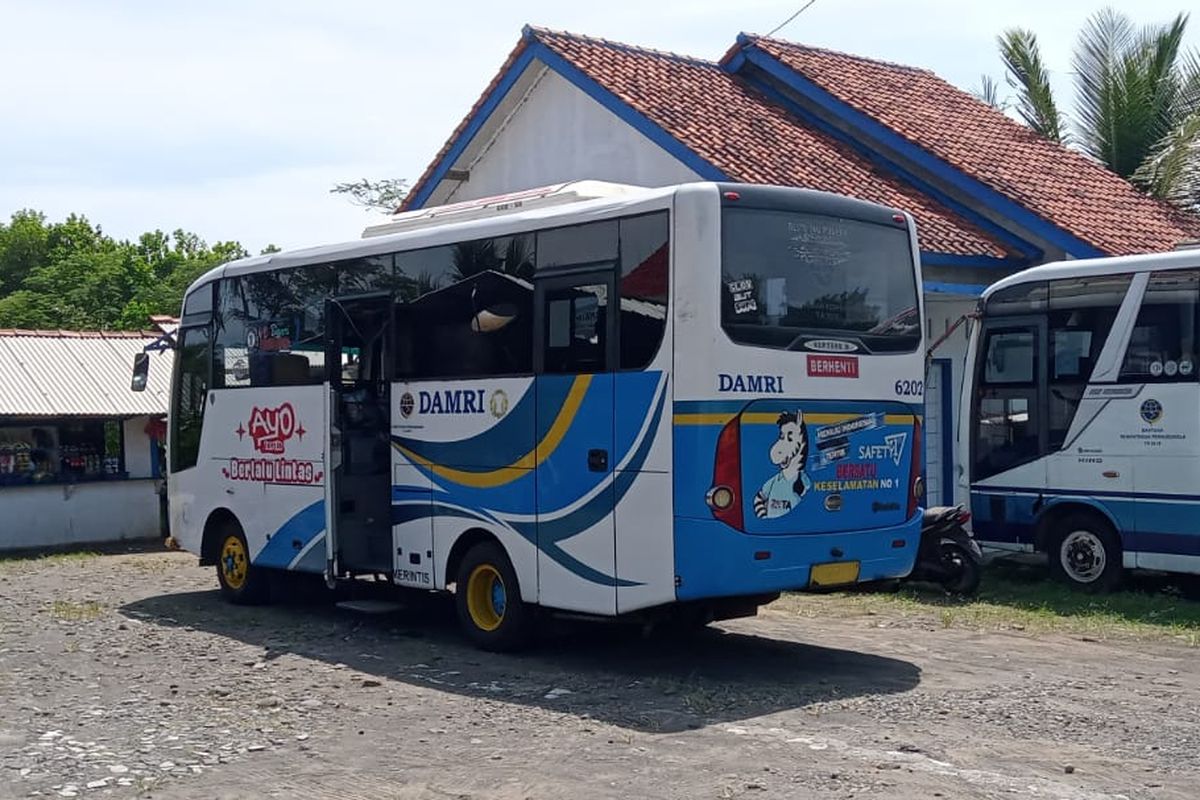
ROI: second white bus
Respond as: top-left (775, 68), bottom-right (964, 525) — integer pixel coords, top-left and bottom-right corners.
top-left (958, 247), bottom-right (1200, 590)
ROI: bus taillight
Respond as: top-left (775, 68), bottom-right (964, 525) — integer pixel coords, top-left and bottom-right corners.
top-left (908, 416), bottom-right (923, 519)
top-left (708, 417), bottom-right (745, 531)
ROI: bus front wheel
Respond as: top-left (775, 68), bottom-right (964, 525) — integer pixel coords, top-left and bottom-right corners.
top-left (1049, 514), bottom-right (1122, 593)
top-left (455, 542), bottom-right (531, 651)
top-left (215, 520), bottom-right (270, 605)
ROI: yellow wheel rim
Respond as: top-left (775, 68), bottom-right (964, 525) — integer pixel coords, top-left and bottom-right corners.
top-left (220, 534), bottom-right (248, 591)
top-left (465, 564), bottom-right (506, 632)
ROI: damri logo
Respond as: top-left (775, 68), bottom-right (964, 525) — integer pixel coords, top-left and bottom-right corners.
top-left (419, 389), bottom-right (488, 415)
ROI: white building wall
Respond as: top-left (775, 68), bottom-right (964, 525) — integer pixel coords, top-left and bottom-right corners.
top-left (925, 295), bottom-right (978, 504)
top-left (123, 415), bottom-right (158, 480)
top-left (0, 480), bottom-right (160, 550)
top-left (446, 68), bottom-right (702, 203)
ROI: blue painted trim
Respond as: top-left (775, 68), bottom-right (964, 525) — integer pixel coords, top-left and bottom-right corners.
top-left (923, 281), bottom-right (987, 296)
top-left (527, 40), bottom-right (728, 182)
top-left (972, 486), bottom-right (1200, 503)
top-left (733, 46), bottom-right (1107, 259)
top-left (407, 34), bottom-right (728, 210)
top-left (920, 253), bottom-right (1022, 269)
top-left (407, 46), bottom-right (540, 210)
top-left (736, 63), bottom-right (1041, 262)
top-left (724, 50), bottom-right (747, 72)
top-left (931, 358), bottom-right (955, 505)
top-left (149, 434), bottom-right (161, 479)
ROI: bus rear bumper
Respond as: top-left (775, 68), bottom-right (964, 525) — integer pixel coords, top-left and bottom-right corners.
top-left (673, 514), bottom-right (922, 601)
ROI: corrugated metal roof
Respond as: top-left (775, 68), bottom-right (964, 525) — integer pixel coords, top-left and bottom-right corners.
top-left (0, 331), bottom-right (173, 417)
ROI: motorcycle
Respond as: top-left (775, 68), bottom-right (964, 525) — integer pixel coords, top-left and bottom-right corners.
top-left (907, 505), bottom-right (983, 595)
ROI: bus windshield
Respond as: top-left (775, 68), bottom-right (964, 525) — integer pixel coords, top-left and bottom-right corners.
top-left (720, 208), bottom-right (920, 353)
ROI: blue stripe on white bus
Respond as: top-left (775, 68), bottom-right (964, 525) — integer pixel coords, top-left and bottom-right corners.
top-left (972, 487), bottom-right (1200, 557)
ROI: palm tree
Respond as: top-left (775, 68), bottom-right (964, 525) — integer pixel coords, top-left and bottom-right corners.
top-left (998, 8), bottom-right (1200, 207)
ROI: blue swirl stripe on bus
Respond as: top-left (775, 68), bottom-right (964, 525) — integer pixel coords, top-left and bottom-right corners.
top-left (384, 375), bottom-right (668, 587)
top-left (252, 499), bottom-right (325, 569)
top-left (254, 373), bottom-right (666, 587)
top-left (391, 378), bottom-right (572, 472)
top-left (503, 381), bottom-right (667, 587)
top-left (390, 373), bottom-right (662, 514)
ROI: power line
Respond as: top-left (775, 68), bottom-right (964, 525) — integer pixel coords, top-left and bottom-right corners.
top-left (765, 0), bottom-right (820, 38)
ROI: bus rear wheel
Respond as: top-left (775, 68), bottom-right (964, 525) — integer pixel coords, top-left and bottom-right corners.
top-left (215, 521), bottom-right (269, 605)
top-left (1048, 514), bottom-right (1122, 593)
top-left (455, 542), bottom-right (531, 651)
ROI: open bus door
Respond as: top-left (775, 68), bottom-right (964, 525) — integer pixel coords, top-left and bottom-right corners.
top-left (324, 294), bottom-right (394, 581)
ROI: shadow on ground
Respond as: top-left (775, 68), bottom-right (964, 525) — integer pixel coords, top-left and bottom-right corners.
top-left (121, 586), bottom-right (920, 733)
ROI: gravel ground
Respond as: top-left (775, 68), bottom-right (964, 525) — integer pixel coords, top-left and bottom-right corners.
top-left (1, 548), bottom-right (1197, 799)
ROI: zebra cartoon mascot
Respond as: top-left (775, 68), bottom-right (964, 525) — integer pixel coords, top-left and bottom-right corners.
top-left (753, 410), bottom-right (812, 519)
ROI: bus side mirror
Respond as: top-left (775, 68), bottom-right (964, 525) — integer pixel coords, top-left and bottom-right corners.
top-left (131, 352), bottom-right (150, 392)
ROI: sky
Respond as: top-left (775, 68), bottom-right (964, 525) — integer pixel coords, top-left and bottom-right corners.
top-left (2, 0), bottom-right (1197, 253)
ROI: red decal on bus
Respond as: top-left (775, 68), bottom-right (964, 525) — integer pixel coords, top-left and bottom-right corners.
top-left (806, 355), bottom-right (859, 378)
top-left (240, 402), bottom-right (305, 454)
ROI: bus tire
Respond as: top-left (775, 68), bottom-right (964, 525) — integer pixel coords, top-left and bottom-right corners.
top-left (1048, 513), bottom-right (1122, 593)
top-left (455, 541), bottom-right (531, 652)
top-left (215, 520), bottom-right (270, 605)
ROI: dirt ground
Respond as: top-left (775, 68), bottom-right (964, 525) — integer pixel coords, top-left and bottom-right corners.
top-left (1, 549), bottom-right (1197, 800)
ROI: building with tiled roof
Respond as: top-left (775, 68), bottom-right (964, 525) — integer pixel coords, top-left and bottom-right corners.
top-left (397, 24), bottom-right (1200, 504)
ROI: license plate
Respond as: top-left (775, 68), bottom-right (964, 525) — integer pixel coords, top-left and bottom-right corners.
top-left (809, 561), bottom-right (861, 588)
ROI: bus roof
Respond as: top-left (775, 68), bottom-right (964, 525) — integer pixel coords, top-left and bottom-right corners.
top-left (361, 180), bottom-right (651, 238)
top-left (981, 247), bottom-right (1200, 301)
top-left (183, 180), bottom-right (914, 301)
top-left (186, 182), bottom-right (680, 295)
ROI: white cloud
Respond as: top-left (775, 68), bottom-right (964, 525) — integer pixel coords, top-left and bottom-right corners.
top-left (2, 0), bottom-right (1195, 250)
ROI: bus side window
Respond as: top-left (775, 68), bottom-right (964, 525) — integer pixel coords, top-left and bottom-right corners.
top-left (974, 327), bottom-right (1039, 480)
top-left (1119, 270), bottom-right (1200, 383)
top-left (618, 212), bottom-right (669, 370)
top-left (542, 283), bottom-right (609, 374)
top-left (1046, 273), bottom-right (1130, 448)
top-left (172, 326), bottom-right (210, 472)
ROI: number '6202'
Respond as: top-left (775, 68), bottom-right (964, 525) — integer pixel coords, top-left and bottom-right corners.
top-left (894, 379), bottom-right (923, 397)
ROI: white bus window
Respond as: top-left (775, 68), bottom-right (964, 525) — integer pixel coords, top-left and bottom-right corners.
top-left (398, 269), bottom-right (533, 379)
top-left (214, 267), bottom-right (334, 387)
top-left (537, 221), bottom-right (617, 270)
top-left (338, 254), bottom-right (396, 296)
top-left (985, 281), bottom-right (1047, 316)
top-left (182, 284), bottom-right (214, 320)
top-left (974, 326), bottom-right (1040, 480)
top-left (720, 209), bottom-right (919, 353)
top-left (618, 213), bottom-right (669, 370)
top-left (171, 326), bottom-right (210, 472)
top-left (542, 282), bottom-right (609, 374)
top-left (983, 330), bottom-right (1035, 383)
top-left (1120, 270), bottom-right (1200, 382)
top-left (976, 395), bottom-right (1038, 478)
top-left (1046, 274), bottom-right (1128, 448)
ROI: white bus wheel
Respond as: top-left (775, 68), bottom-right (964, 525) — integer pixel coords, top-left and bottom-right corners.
top-left (215, 521), bottom-right (270, 605)
top-left (1048, 515), bottom-right (1122, 593)
top-left (455, 542), bottom-right (532, 652)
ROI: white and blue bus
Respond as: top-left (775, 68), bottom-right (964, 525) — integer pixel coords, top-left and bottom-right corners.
top-left (959, 247), bottom-right (1200, 591)
top-left (154, 181), bottom-right (926, 649)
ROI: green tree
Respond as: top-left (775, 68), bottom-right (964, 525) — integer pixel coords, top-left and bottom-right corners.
top-left (998, 8), bottom-right (1200, 206)
top-left (330, 178), bottom-right (409, 212)
top-left (0, 210), bottom-right (250, 331)
top-left (0, 210), bottom-right (50, 296)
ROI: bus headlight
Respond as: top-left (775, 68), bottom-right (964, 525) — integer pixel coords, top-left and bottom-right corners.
top-left (706, 485), bottom-right (735, 511)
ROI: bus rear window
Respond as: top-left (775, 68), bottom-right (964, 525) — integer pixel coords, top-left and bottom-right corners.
top-left (720, 208), bottom-right (920, 353)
